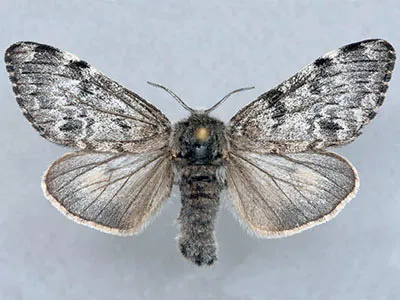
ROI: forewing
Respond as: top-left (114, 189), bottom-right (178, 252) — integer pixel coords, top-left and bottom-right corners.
top-left (228, 39), bottom-right (396, 153)
top-left (5, 41), bottom-right (170, 153)
top-left (43, 150), bottom-right (173, 235)
top-left (226, 150), bottom-right (358, 237)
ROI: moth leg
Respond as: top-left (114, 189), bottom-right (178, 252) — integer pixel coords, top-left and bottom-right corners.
top-left (222, 149), bottom-right (230, 161)
top-left (168, 147), bottom-right (178, 159)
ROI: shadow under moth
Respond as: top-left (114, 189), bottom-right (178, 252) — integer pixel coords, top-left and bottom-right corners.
top-left (5, 39), bottom-right (395, 266)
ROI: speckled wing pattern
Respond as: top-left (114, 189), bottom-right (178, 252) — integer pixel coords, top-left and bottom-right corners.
top-left (5, 42), bottom-right (174, 234)
top-left (226, 39), bottom-right (395, 237)
top-left (228, 39), bottom-right (395, 153)
top-left (5, 41), bottom-right (170, 153)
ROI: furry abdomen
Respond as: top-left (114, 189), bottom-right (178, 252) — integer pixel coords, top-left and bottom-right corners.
top-left (177, 165), bottom-right (224, 266)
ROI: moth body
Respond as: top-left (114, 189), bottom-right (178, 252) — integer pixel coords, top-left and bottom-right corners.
top-left (171, 114), bottom-right (227, 265)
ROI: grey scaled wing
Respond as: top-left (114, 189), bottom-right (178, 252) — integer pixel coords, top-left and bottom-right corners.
top-left (5, 42), bottom-right (174, 234)
top-left (228, 39), bottom-right (395, 153)
top-left (5, 41), bottom-right (171, 153)
top-left (226, 150), bottom-right (358, 237)
top-left (226, 39), bottom-right (395, 237)
top-left (43, 150), bottom-right (173, 235)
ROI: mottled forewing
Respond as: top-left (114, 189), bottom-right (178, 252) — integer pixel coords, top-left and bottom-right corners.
top-left (43, 150), bottom-right (173, 235)
top-left (226, 150), bottom-right (358, 237)
top-left (5, 42), bottom-right (170, 153)
top-left (228, 39), bottom-right (395, 153)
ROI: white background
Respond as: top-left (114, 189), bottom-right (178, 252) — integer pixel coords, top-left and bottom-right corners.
top-left (1, 1), bottom-right (399, 299)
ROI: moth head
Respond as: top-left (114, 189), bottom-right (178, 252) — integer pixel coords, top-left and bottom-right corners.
top-left (147, 81), bottom-right (254, 164)
top-left (172, 114), bottom-right (226, 165)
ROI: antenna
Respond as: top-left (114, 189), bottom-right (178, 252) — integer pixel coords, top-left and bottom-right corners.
top-left (204, 86), bottom-right (255, 114)
top-left (147, 81), bottom-right (195, 114)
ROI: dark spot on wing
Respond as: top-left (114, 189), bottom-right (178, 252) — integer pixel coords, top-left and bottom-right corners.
top-left (115, 143), bottom-right (124, 152)
top-left (386, 51), bottom-right (396, 61)
top-left (35, 124), bottom-right (45, 134)
top-left (319, 120), bottom-right (343, 131)
top-left (37, 98), bottom-right (54, 110)
top-left (5, 43), bottom-right (22, 56)
top-left (23, 112), bottom-right (34, 123)
top-left (85, 143), bottom-right (96, 150)
top-left (367, 111), bottom-right (377, 120)
top-left (376, 96), bottom-right (385, 106)
top-left (271, 101), bottom-right (287, 129)
top-left (378, 40), bottom-right (395, 52)
top-left (115, 108), bottom-right (126, 114)
top-left (35, 43), bottom-right (61, 55)
top-left (262, 89), bottom-right (283, 107)
top-left (271, 101), bottom-right (287, 119)
top-left (69, 60), bottom-right (90, 70)
top-left (309, 80), bottom-right (322, 95)
top-left (5, 43), bottom-right (26, 63)
top-left (6, 65), bottom-right (14, 72)
top-left (314, 57), bottom-right (332, 68)
top-left (114, 118), bottom-right (132, 130)
top-left (12, 85), bottom-right (19, 94)
top-left (79, 85), bottom-right (94, 95)
top-left (9, 75), bottom-right (17, 84)
top-left (86, 118), bottom-right (95, 126)
top-left (16, 96), bottom-right (24, 107)
top-left (386, 62), bottom-right (395, 72)
top-left (341, 42), bottom-right (365, 53)
top-left (60, 120), bottom-right (83, 132)
top-left (378, 84), bottom-right (388, 94)
top-left (120, 123), bottom-right (131, 130)
top-left (383, 72), bottom-right (392, 83)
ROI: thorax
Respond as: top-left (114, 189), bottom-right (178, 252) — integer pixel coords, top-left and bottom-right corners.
top-left (169, 113), bottom-right (228, 167)
top-left (169, 113), bottom-right (228, 188)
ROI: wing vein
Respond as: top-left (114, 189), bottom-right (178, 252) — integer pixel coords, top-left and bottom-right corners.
top-left (88, 76), bottom-right (164, 126)
top-left (86, 153), bottom-right (165, 193)
top-left (280, 154), bottom-right (347, 193)
top-left (232, 152), bottom-right (342, 199)
top-left (66, 92), bottom-right (158, 127)
top-left (118, 155), bottom-right (167, 224)
top-left (80, 172), bottom-right (113, 213)
top-left (230, 155), bottom-right (286, 228)
top-left (47, 153), bottom-right (125, 181)
top-left (51, 154), bottom-right (126, 192)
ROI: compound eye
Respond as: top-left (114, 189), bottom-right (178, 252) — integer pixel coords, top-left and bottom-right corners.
top-left (195, 127), bottom-right (210, 141)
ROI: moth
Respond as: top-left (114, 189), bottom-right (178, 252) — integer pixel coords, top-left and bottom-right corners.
top-left (5, 39), bottom-right (395, 266)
